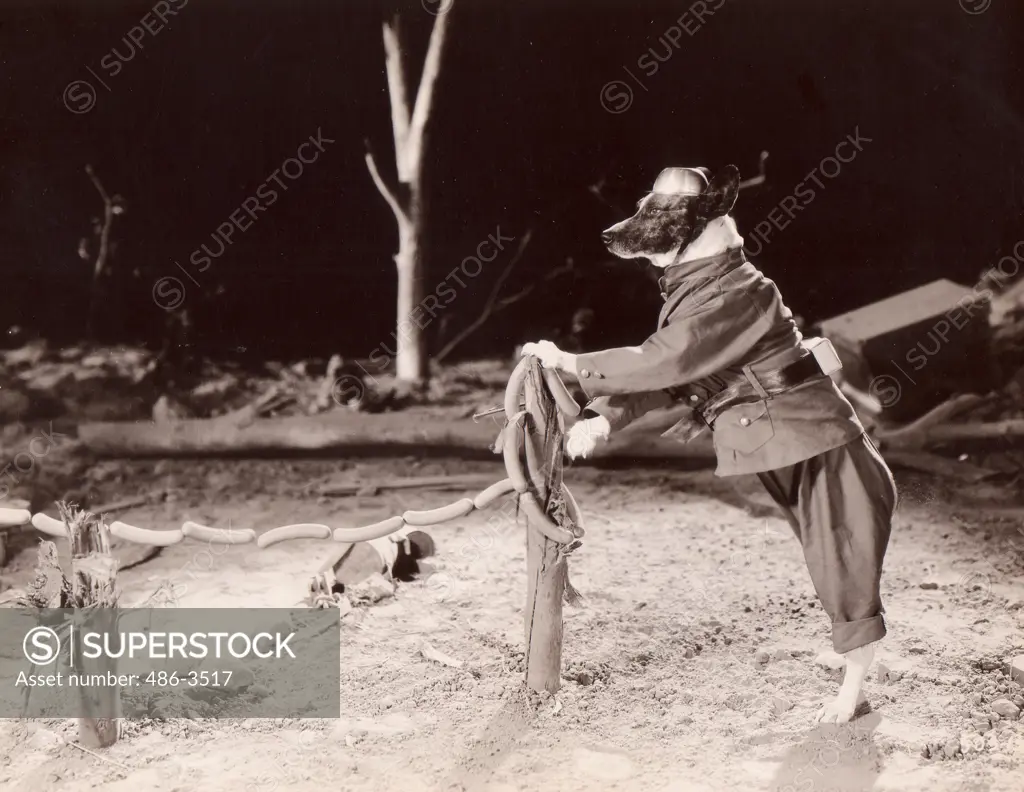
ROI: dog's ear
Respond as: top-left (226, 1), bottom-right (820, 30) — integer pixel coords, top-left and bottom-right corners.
top-left (698, 164), bottom-right (740, 218)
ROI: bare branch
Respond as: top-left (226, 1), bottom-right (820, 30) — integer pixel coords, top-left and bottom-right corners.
top-left (365, 147), bottom-right (409, 226)
top-left (494, 260), bottom-right (573, 310)
top-left (476, 229), bottom-right (535, 310)
top-left (84, 164), bottom-right (115, 280)
top-left (84, 164), bottom-right (120, 339)
top-left (406, 4), bottom-right (453, 176)
top-left (382, 16), bottom-right (413, 181)
top-left (85, 163), bottom-right (111, 207)
top-left (587, 174), bottom-right (627, 215)
top-left (436, 229), bottom-right (574, 363)
top-left (738, 151), bottom-right (769, 191)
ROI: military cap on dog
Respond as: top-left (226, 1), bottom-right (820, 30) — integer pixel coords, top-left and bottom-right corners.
top-left (651, 167), bottom-right (709, 196)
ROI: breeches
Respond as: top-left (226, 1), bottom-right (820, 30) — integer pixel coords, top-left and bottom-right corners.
top-left (757, 433), bottom-right (897, 654)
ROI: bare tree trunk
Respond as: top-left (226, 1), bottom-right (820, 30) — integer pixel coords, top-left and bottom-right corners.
top-left (365, 5), bottom-right (452, 384)
top-left (394, 205), bottom-right (427, 381)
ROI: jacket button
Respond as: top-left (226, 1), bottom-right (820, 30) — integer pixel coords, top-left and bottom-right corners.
top-left (740, 417), bottom-right (751, 427)
top-left (689, 394), bottom-right (699, 403)
top-left (579, 369), bottom-right (590, 378)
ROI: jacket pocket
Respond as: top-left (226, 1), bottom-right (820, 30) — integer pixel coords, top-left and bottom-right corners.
top-left (714, 400), bottom-right (775, 455)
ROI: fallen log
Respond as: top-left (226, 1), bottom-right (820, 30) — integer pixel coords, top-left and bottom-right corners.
top-left (883, 451), bottom-right (999, 482)
top-left (77, 412), bottom-right (495, 456)
top-left (920, 419), bottom-right (1024, 443)
top-left (871, 392), bottom-right (1024, 450)
top-left (873, 394), bottom-right (987, 449)
top-left (319, 473), bottom-right (499, 497)
top-left (868, 391), bottom-right (987, 448)
top-left (92, 495), bottom-right (156, 514)
top-left (76, 405), bottom-right (717, 462)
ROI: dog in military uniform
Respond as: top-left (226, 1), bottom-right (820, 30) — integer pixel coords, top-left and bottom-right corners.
top-left (522, 164), bottom-right (897, 724)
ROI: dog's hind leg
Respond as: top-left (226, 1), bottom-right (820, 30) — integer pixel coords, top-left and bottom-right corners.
top-left (815, 641), bottom-right (877, 724)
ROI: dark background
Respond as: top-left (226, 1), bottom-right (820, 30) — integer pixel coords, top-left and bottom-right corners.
top-left (3, 0), bottom-right (1023, 362)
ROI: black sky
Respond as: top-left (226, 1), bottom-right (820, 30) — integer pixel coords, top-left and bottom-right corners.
top-left (3, 0), bottom-right (1023, 359)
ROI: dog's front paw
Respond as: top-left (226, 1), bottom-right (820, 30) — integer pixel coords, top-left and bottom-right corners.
top-left (565, 416), bottom-right (610, 459)
top-left (521, 340), bottom-right (570, 371)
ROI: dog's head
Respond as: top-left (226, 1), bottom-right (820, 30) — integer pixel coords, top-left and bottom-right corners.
top-left (601, 164), bottom-right (740, 264)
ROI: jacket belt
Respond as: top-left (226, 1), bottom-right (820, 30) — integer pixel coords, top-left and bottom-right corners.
top-left (699, 353), bottom-right (825, 428)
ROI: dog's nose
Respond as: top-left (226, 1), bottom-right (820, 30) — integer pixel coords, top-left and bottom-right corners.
top-left (600, 231), bottom-right (613, 245)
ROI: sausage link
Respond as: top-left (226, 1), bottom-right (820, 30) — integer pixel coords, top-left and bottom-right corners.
top-left (403, 498), bottom-right (475, 526)
top-left (110, 521), bottom-right (185, 546)
top-left (561, 484), bottom-right (586, 538)
top-left (0, 508), bottom-right (31, 528)
top-left (517, 492), bottom-right (574, 544)
top-left (332, 515), bottom-right (405, 543)
top-left (541, 368), bottom-right (581, 417)
top-left (504, 358), bottom-right (531, 418)
top-left (181, 521), bottom-right (256, 544)
top-left (31, 513), bottom-right (67, 537)
top-left (257, 523), bottom-right (332, 548)
top-left (503, 419), bottom-right (530, 493)
top-left (473, 478), bottom-right (516, 509)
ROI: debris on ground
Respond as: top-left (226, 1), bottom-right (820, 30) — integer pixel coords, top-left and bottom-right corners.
top-left (815, 273), bottom-right (1024, 479)
top-left (918, 659), bottom-right (1024, 764)
top-left (0, 342), bottom-right (510, 426)
top-left (419, 641), bottom-right (464, 669)
top-left (346, 572), bottom-right (396, 604)
top-left (819, 279), bottom-right (997, 423)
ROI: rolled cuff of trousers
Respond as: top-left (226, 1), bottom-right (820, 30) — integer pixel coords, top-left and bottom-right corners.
top-left (832, 614), bottom-right (886, 655)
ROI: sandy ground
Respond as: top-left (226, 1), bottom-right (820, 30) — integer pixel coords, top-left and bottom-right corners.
top-left (0, 454), bottom-right (1023, 792)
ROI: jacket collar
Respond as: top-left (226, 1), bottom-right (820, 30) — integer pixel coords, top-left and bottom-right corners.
top-left (657, 247), bottom-right (747, 299)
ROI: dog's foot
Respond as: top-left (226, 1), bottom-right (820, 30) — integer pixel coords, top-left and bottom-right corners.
top-left (815, 642), bottom-right (877, 724)
top-left (815, 693), bottom-right (866, 724)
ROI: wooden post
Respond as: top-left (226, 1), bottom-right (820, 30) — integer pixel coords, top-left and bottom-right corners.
top-left (60, 503), bottom-right (120, 748)
top-left (521, 360), bottom-right (565, 693)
